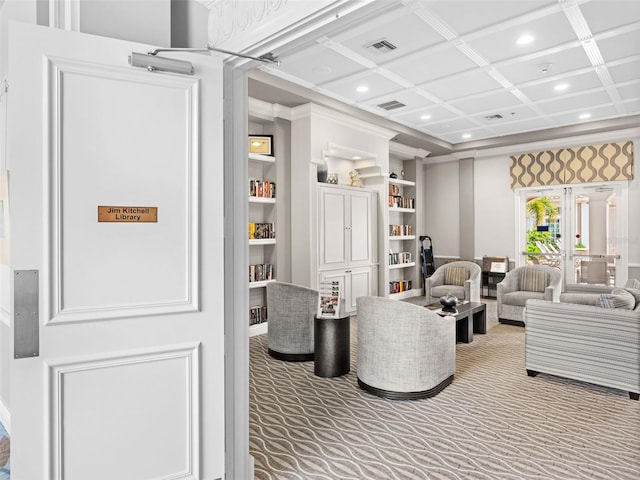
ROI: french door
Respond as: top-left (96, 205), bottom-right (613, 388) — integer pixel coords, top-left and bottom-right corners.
top-left (517, 182), bottom-right (628, 288)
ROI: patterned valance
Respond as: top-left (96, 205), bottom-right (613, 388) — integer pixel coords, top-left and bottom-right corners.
top-left (509, 141), bottom-right (634, 188)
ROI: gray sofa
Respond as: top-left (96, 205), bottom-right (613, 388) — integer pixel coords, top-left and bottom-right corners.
top-left (425, 260), bottom-right (481, 303)
top-left (525, 295), bottom-right (640, 400)
top-left (356, 296), bottom-right (456, 399)
top-left (497, 265), bottom-right (562, 325)
top-left (266, 281), bottom-right (319, 361)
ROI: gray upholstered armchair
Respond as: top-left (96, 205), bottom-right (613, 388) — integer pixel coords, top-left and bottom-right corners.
top-left (266, 281), bottom-right (318, 361)
top-left (356, 296), bottom-right (455, 400)
top-left (497, 265), bottom-right (562, 325)
top-left (424, 260), bottom-right (481, 303)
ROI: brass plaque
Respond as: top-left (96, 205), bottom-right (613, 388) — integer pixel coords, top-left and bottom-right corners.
top-left (98, 206), bottom-right (157, 223)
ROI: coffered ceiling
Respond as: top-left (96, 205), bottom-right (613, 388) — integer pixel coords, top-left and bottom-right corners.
top-left (249, 0), bottom-right (640, 156)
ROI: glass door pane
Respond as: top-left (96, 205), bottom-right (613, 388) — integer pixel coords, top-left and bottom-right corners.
top-left (569, 185), bottom-right (621, 287)
top-left (522, 191), bottom-right (563, 270)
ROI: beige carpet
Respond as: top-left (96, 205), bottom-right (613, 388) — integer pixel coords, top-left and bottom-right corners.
top-left (249, 299), bottom-right (640, 479)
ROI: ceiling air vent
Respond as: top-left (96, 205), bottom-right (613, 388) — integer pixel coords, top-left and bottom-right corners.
top-left (484, 114), bottom-right (504, 120)
top-left (367, 39), bottom-right (397, 54)
top-left (377, 100), bottom-right (406, 111)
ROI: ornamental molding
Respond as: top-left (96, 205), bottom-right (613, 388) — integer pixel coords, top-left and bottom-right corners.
top-left (197, 0), bottom-right (290, 48)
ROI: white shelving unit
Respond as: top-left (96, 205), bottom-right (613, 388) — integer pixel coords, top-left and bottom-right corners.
top-left (248, 151), bottom-right (277, 335)
top-left (388, 175), bottom-right (417, 299)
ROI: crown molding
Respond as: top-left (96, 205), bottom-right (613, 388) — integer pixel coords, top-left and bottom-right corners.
top-left (389, 141), bottom-right (430, 160)
top-left (290, 103), bottom-right (397, 140)
top-left (248, 97), bottom-right (292, 122)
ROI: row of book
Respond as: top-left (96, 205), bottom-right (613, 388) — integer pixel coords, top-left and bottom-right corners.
top-left (389, 224), bottom-right (413, 236)
top-left (389, 195), bottom-right (415, 209)
top-left (249, 179), bottom-right (276, 198)
top-left (249, 222), bottom-right (275, 240)
top-left (249, 263), bottom-right (273, 283)
top-left (389, 184), bottom-right (402, 196)
top-left (389, 252), bottom-right (412, 265)
top-left (249, 305), bottom-right (268, 325)
top-left (389, 280), bottom-right (413, 294)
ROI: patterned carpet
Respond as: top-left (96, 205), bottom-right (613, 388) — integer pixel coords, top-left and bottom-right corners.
top-left (249, 299), bottom-right (640, 480)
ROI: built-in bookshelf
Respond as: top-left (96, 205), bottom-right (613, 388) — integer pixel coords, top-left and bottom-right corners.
top-left (387, 176), bottom-right (417, 299)
top-left (248, 151), bottom-right (276, 336)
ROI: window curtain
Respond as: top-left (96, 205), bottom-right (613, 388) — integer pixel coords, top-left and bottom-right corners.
top-left (509, 140), bottom-right (634, 188)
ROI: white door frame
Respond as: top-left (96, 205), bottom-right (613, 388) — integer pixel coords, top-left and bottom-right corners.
top-left (515, 182), bottom-right (628, 287)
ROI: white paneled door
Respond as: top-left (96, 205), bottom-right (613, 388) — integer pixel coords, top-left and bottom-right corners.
top-left (7, 23), bottom-right (225, 479)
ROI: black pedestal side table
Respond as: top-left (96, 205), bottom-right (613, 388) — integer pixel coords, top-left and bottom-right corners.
top-left (314, 314), bottom-right (350, 377)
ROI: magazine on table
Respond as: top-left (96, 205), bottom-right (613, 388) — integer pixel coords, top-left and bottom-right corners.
top-left (317, 280), bottom-right (341, 319)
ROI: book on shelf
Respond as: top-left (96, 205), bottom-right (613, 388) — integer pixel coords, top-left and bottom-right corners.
top-left (389, 224), bottom-right (413, 236)
top-left (388, 195), bottom-right (415, 208)
top-left (389, 251), bottom-right (412, 265)
top-left (317, 280), bottom-right (341, 319)
top-left (249, 263), bottom-right (273, 283)
top-left (249, 305), bottom-right (268, 325)
top-left (249, 179), bottom-right (276, 198)
top-left (389, 280), bottom-right (412, 294)
top-left (248, 222), bottom-right (275, 240)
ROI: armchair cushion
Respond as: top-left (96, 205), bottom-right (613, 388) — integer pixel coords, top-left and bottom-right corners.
top-left (597, 288), bottom-right (635, 310)
top-left (444, 266), bottom-right (469, 286)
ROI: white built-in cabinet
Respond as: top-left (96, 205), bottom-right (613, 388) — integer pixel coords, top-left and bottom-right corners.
top-left (317, 184), bottom-right (378, 313)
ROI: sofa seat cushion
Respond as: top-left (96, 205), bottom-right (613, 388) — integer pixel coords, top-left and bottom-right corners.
top-left (597, 288), bottom-right (636, 310)
top-left (503, 290), bottom-right (544, 307)
top-left (559, 292), bottom-right (600, 306)
top-left (431, 285), bottom-right (465, 300)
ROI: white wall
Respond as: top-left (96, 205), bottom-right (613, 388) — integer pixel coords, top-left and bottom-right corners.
top-left (424, 161), bottom-right (460, 258)
top-left (474, 155), bottom-right (516, 259)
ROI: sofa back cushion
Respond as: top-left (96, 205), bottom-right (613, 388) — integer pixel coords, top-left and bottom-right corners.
top-left (597, 288), bottom-right (636, 309)
top-left (444, 266), bottom-right (469, 286)
top-left (520, 269), bottom-right (549, 293)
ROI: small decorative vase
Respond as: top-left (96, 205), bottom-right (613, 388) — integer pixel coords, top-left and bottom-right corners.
top-left (327, 173), bottom-right (338, 184)
top-left (439, 294), bottom-right (458, 308)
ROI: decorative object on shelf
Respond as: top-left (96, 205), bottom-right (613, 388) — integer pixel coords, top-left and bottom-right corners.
top-left (317, 158), bottom-right (328, 183)
top-left (327, 173), bottom-right (338, 184)
top-left (439, 293), bottom-right (458, 308)
top-left (348, 170), bottom-right (363, 187)
top-left (248, 134), bottom-right (273, 156)
top-left (389, 172), bottom-right (398, 178)
top-left (401, 170), bottom-right (405, 178)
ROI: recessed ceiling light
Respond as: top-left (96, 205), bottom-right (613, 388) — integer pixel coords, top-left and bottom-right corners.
top-left (420, 114), bottom-right (431, 120)
top-left (351, 156), bottom-right (362, 160)
top-left (356, 85), bottom-right (369, 93)
top-left (579, 113), bottom-right (591, 120)
top-left (462, 133), bottom-right (472, 139)
top-left (517, 34), bottom-right (534, 45)
top-left (554, 83), bottom-right (569, 92)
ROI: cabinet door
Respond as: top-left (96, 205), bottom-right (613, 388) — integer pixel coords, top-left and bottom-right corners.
top-left (318, 187), bottom-right (348, 269)
top-left (349, 190), bottom-right (376, 266)
top-left (348, 266), bottom-right (373, 312)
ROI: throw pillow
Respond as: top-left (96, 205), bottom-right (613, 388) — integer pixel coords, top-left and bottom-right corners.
top-left (444, 266), bottom-right (469, 286)
top-left (624, 278), bottom-right (640, 290)
top-left (520, 269), bottom-right (548, 292)
top-left (597, 288), bottom-right (636, 309)
top-left (623, 287), bottom-right (640, 309)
